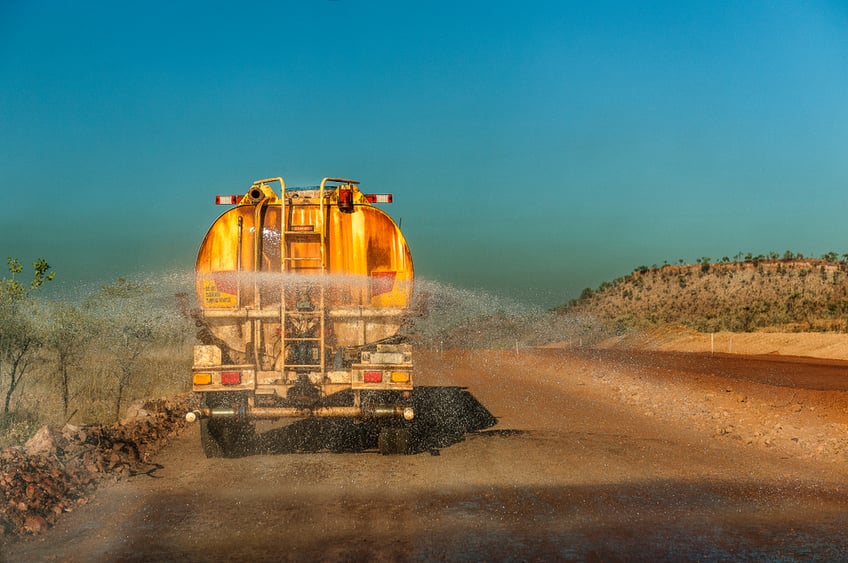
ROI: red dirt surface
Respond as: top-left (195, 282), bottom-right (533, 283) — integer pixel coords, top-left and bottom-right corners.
top-left (3, 347), bottom-right (848, 561)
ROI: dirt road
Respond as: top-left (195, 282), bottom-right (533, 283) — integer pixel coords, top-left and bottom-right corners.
top-left (4, 348), bottom-right (848, 561)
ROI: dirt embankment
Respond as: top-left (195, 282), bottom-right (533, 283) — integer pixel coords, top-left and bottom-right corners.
top-left (599, 325), bottom-right (848, 361)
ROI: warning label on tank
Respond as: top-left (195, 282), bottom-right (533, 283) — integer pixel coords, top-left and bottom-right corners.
top-left (202, 276), bottom-right (238, 308)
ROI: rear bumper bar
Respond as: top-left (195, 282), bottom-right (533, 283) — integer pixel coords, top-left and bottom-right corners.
top-left (186, 404), bottom-right (414, 422)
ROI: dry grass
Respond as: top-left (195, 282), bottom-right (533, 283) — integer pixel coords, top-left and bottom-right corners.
top-left (1, 341), bottom-right (193, 448)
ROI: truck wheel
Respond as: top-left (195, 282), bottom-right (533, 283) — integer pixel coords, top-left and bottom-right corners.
top-left (200, 418), bottom-right (255, 458)
top-left (200, 418), bottom-right (224, 458)
top-left (378, 425), bottom-right (410, 455)
top-left (199, 394), bottom-right (255, 458)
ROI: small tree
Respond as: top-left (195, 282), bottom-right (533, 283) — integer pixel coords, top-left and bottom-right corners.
top-left (0, 258), bottom-right (54, 415)
top-left (112, 318), bottom-right (155, 421)
top-left (41, 301), bottom-right (91, 418)
top-left (85, 278), bottom-right (157, 421)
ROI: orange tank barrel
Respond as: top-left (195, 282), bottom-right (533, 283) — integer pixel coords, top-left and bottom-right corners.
top-left (195, 178), bottom-right (413, 352)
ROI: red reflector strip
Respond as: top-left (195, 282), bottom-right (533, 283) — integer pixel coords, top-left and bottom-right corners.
top-left (364, 194), bottom-right (392, 204)
top-left (363, 370), bottom-right (383, 383)
top-left (371, 271), bottom-right (396, 297)
top-left (290, 225), bottom-right (315, 232)
top-left (216, 195), bottom-right (240, 205)
top-left (221, 371), bottom-right (241, 385)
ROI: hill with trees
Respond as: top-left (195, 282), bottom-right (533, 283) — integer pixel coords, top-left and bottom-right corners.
top-left (558, 252), bottom-right (848, 334)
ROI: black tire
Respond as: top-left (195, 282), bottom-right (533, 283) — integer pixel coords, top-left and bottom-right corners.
top-left (378, 425), bottom-right (410, 455)
top-left (199, 394), bottom-right (255, 458)
top-left (200, 417), bottom-right (255, 458)
top-left (200, 418), bottom-right (224, 458)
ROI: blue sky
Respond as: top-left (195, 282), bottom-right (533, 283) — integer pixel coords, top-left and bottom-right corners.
top-left (2, 1), bottom-right (847, 306)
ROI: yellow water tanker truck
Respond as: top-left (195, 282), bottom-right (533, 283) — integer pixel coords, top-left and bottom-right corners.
top-left (186, 177), bottom-right (415, 455)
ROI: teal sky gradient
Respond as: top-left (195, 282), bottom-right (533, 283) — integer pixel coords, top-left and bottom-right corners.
top-left (2, 1), bottom-right (848, 306)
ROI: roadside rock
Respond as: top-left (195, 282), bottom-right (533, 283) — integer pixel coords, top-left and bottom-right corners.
top-left (1, 394), bottom-right (198, 538)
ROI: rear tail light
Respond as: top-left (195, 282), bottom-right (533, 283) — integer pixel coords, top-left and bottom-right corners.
top-left (364, 370), bottom-right (383, 383)
top-left (221, 371), bottom-right (241, 385)
top-left (216, 195), bottom-right (240, 205)
top-left (193, 373), bottom-right (212, 385)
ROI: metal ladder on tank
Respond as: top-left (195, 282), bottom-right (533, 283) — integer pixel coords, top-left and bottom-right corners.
top-left (280, 180), bottom-right (327, 383)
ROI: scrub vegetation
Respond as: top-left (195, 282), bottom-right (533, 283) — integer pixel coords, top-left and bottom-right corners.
top-left (560, 252), bottom-right (848, 334)
top-left (0, 258), bottom-right (193, 448)
top-left (6, 249), bottom-right (848, 446)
